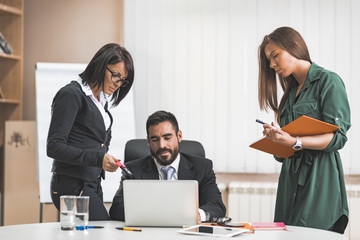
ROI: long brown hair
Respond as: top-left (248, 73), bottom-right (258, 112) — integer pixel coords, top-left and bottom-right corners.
top-left (258, 27), bottom-right (311, 123)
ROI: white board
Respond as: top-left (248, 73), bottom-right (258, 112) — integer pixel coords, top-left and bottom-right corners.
top-left (35, 62), bottom-right (136, 203)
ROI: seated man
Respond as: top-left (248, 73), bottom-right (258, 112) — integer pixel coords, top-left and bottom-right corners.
top-left (109, 110), bottom-right (226, 222)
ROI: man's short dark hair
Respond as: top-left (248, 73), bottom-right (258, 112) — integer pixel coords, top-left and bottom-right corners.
top-left (146, 110), bottom-right (179, 136)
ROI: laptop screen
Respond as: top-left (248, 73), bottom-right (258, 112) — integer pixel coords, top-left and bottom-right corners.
top-left (123, 180), bottom-right (199, 227)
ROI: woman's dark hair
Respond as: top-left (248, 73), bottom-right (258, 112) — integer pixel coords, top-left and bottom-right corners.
top-left (146, 110), bottom-right (179, 136)
top-left (258, 27), bottom-right (311, 123)
top-left (79, 43), bottom-right (134, 107)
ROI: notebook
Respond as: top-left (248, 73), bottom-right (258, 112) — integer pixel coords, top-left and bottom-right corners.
top-left (123, 179), bottom-right (199, 227)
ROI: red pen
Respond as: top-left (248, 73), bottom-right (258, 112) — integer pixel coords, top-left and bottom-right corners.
top-left (116, 160), bottom-right (133, 178)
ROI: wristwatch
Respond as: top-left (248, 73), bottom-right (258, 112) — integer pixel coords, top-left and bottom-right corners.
top-left (292, 137), bottom-right (302, 150)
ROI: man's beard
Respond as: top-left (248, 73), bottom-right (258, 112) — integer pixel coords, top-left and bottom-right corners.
top-left (151, 146), bottom-right (180, 166)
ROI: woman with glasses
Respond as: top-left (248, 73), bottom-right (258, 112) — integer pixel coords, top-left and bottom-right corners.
top-left (257, 27), bottom-right (350, 233)
top-left (47, 43), bottom-right (134, 220)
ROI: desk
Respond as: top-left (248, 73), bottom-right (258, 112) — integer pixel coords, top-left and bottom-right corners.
top-left (0, 221), bottom-right (348, 240)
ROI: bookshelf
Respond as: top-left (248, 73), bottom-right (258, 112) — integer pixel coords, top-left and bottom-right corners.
top-left (0, 0), bottom-right (23, 225)
top-left (0, 0), bottom-right (23, 144)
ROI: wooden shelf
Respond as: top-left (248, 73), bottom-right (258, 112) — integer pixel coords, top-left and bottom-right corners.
top-left (0, 0), bottom-right (23, 226)
top-left (0, 53), bottom-right (21, 60)
top-left (0, 98), bottom-right (21, 104)
top-left (0, 3), bottom-right (22, 15)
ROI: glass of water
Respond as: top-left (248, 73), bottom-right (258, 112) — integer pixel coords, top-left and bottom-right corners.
top-left (75, 196), bottom-right (89, 230)
top-left (60, 195), bottom-right (76, 230)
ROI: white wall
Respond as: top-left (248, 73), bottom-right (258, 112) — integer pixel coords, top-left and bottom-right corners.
top-left (124, 0), bottom-right (360, 174)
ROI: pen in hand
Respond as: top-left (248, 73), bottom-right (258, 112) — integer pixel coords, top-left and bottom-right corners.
top-left (116, 160), bottom-right (134, 179)
top-left (256, 119), bottom-right (268, 125)
top-left (256, 119), bottom-right (276, 129)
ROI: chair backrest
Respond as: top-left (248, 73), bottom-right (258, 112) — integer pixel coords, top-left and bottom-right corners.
top-left (124, 139), bottom-right (205, 163)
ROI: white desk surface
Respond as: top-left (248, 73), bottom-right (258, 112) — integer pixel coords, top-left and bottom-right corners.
top-left (0, 221), bottom-right (348, 240)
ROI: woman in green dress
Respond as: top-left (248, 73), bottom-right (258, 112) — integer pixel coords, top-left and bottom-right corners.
top-left (257, 26), bottom-right (351, 233)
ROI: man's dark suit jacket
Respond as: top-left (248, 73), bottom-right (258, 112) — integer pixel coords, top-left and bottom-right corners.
top-left (109, 153), bottom-right (226, 221)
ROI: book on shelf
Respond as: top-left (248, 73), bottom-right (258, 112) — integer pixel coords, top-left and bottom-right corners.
top-left (0, 32), bottom-right (13, 54)
top-left (249, 115), bottom-right (339, 158)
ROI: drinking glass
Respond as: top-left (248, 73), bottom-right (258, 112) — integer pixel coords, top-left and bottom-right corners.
top-left (60, 195), bottom-right (76, 230)
top-left (75, 196), bottom-right (89, 230)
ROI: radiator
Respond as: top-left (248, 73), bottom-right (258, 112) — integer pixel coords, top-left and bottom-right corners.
top-left (227, 182), bottom-right (277, 223)
top-left (227, 181), bottom-right (360, 240)
top-left (347, 184), bottom-right (360, 240)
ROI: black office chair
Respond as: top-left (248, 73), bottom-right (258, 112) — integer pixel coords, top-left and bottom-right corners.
top-left (124, 139), bottom-right (205, 163)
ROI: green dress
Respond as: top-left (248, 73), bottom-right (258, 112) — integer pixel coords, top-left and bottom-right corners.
top-left (274, 63), bottom-right (351, 233)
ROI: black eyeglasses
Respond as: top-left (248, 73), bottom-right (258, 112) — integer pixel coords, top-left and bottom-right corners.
top-left (106, 67), bottom-right (129, 87)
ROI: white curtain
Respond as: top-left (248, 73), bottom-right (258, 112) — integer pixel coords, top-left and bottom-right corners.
top-left (124, 0), bottom-right (360, 174)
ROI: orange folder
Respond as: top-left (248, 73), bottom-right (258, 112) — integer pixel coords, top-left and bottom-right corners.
top-left (249, 115), bottom-right (339, 158)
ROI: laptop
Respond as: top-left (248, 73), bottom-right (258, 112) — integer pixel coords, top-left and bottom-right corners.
top-left (123, 180), bottom-right (199, 227)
